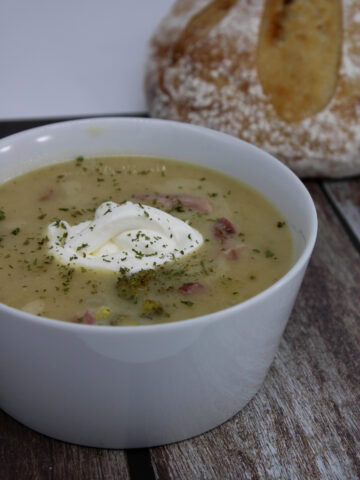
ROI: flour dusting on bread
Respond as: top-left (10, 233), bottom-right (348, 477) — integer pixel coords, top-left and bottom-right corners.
top-left (146, 0), bottom-right (360, 178)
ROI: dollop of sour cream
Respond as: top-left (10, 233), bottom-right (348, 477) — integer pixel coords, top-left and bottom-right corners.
top-left (47, 201), bottom-right (203, 274)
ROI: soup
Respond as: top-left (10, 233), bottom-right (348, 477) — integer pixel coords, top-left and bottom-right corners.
top-left (0, 156), bottom-right (292, 325)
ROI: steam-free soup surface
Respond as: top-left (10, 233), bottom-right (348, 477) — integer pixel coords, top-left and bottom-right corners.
top-left (0, 156), bottom-right (292, 325)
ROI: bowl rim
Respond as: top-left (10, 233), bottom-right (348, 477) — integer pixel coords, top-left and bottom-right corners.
top-left (0, 117), bottom-right (318, 334)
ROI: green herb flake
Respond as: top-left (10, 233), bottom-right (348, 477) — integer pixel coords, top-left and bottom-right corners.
top-left (75, 156), bottom-right (84, 167)
top-left (277, 221), bottom-right (286, 228)
top-left (0, 210), bottom-right (5, 221)
top-left (180, 300), bottom-right (194, 307)
top-left (200, 260), bottom-right (208, 276)
top-left (11, 227), bottom-right (20, 236)
top-left (265, 249), bottom-right (275, 258)
top-left (76, 243), bottom-right (89, 252)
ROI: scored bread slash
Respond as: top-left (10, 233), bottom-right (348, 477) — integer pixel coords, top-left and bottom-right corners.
top-left (257, 0), bottom-right (342, 122)
top-left (146, 0), bottom-right (360, 178)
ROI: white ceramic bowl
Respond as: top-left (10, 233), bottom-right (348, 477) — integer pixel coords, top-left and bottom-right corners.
top-left (0, 118), bottom-right (317, 448)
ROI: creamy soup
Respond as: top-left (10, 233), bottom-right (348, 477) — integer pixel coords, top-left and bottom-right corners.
top-left (0, 156), bottom-right (292, 325)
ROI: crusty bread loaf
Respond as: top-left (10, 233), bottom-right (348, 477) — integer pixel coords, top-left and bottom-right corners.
top-left (145, 0), bottom-right (360, 178)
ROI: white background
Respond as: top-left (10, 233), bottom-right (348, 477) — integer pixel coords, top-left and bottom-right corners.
top-left (0, 0), bottom-right (174, 119)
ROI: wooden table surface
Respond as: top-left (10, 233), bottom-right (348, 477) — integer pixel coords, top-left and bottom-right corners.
top-left (0, 120), bottom-right (359, 480)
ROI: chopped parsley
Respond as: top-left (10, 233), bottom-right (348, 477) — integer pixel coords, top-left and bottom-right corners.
top-left (169, 200), bottom-right (185, 213)
top-left (200, 260), bottom-right (208, 276)
top-left (76, 243), bottom-right (89, 252)
top-left (75, 156), bottom-right (84, 166)
top-left (180, 300), bottom-right (194, 307)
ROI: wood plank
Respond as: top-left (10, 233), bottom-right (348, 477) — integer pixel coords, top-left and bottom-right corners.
top-left (0, 411), bottom-right (131, 480)
top-left (322, 178), bottom-right (360, 245)
top-left (150, 182), bottom-right (360, 480)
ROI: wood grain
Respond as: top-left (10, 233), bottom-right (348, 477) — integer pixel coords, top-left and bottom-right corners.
top-left (0, 411), bottom-right (131, 480)
top-left (322, 178), bottom-right (360, 245)
top-left (149, 182), bottom-right (360, 480)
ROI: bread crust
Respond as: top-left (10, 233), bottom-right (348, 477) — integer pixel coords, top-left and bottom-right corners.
top-left (145, 0), bottom-right (360, 178)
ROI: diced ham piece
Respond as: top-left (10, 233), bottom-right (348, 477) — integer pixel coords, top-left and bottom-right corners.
top-left (179, 282), bottom-right (205, 294)
top-left (83, 310), bottom-right (95, 324)
top-left (38, 188), bottom-right (54, 201)
top-left (224, 248), bottom-right (239, 260)
top-left (213, 217), bottom-right (236, 242)
top-left (223, 246), bottom-right (245, 260)
top-left (176, 194), bottom-right (212, 213)
top-left (73, 310), bottom-right (95, 325)
top-left (213, 243), bottom-right (245, 261)
top-left (134, 193), bottom-right (212, 213)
